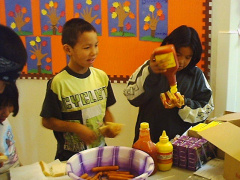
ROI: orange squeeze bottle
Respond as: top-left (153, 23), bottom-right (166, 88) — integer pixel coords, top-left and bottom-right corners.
top-left (132, 122), bottom-right (158, 175)
top-left (154, 44), bottom-right (179, 94)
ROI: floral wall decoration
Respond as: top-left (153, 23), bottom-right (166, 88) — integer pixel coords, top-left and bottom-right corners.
top-left (74, 0), bottom-right (102, 35)
top-left (26, 36), bottom-right (52, 74)
top-left (139, 0), bottom-right (168, 42)
top-left (108, 0), bottom-right (136, 37)
top-left (0, 0), bottom-right (212, 82)
top-left (5, 0), bottom-right (33, 35)
top-left (40, 0), bottom-right (66, 35)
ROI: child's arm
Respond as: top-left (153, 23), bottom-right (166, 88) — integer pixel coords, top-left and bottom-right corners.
top-left (100, 108), bottom-right (123, 138)
top-left (101, 108), bottom-right (116, 138)
top-left (0, 152), bottom-right (8, 168)
top-left (149, 49), bottom-right (169, 74)
top-left (178, 69), bottom-right (214, 123)
top-left (42, 117), bottom-right (97, 145)
top-left (104, 108), bottom-right (114, 123)
top-left (123, 60), bottom-right (161, 107)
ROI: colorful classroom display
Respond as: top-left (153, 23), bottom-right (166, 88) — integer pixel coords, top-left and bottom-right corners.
top-left (0, 0), bottom-right (212, 83)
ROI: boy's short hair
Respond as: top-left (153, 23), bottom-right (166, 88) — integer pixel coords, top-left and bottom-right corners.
top-left (0, 24), bottom-right (27, 83)
top-left (0, 83), bottom-right (19, 116)
top-left (61, 18), bottom-right (96, 48)
top-left (161, 25), bottom-right (202, 70)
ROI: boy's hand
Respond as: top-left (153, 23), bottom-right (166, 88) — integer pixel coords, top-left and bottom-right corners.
top-left (75, 125), bottom-right (97, 145)
top-left (0, 152), bottom-right (8, 168)
top-left (99, 122), bottom-right (123, 138)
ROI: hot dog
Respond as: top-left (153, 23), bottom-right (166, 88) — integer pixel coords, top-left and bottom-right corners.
top-left (80, 173), bottom-right (89, 179)
top-left (89, 172), bottom-right (102, 180)
top-left (107, 171), bottom-right (130, 175)
top-left (108, 175), bottom-right (131, 180)
top-left (160, 91), bottom-right (184, 109)
top-left (91, 165), bottom-right (119, 172)
top-left (83, 166), bottom-right (135, 179)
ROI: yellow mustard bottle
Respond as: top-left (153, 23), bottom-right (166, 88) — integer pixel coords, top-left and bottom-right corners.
top-left (156, 130), bottom-right (173, 171)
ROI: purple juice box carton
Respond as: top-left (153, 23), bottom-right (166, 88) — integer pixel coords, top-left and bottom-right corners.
top-left (187, 143), bottom-right (203, 171)
top-left (196, 138), bottom-right (216, 161)
top-left (172, 139), bottom-right (184, 166)
top-left (178, 135), bottom-right (190, 141)
top-left (178, 141), bottom-right (192, 168)
top-left (186, 137), bottom-right (199, 144)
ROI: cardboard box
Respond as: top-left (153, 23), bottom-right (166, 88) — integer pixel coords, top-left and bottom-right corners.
top-left (187, 123), bottom-right (206, 138)
top-left (198, 112), bottom-right (240, 180)
top-left (187, 143), bottom-right (203, 171)
top-left (188, 121), bottom-right (221, 139)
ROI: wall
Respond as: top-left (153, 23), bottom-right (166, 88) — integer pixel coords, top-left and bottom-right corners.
top-left (0, 0), bottom-right (209, 82)
top-left (210, 0), bottom-right (240, 117)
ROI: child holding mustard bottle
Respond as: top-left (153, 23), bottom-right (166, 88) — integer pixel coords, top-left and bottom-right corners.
top-left (123, 25), bottom-right (214, 143)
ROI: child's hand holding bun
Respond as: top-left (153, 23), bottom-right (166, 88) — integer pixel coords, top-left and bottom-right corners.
top-left (99, 122), bottom-right (124, 138)
top-left (0, 152), bottom-right (8, 168)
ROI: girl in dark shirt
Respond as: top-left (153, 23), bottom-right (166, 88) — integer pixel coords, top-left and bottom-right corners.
top-left (124, 25), bottom-right (214, 142)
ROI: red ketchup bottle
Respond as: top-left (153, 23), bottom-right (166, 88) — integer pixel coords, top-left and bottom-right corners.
top-left (154, 44), bottom-right (179, 94)
top-left (132, 122), bottom-right (158, 175)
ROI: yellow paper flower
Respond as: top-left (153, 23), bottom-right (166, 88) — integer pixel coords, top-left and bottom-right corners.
top-left (112, 2), bottom-right (119, 8)
top-left (49, 1), bottom-right (54, 7)
top-left (144, 16), bottom-right (150, 22)
top-left (86, 0), bottom-right (92, 5)
top-left (112, 12), bottom-right (117, 19)
top-left (30, 40), bottom-right (36, 46)
top-left (123, 6), bottom-right (130, 12)
top-left (149, 5), bottom-right (155, 13)
top-left (41, 9), bottom-right (47, 15)
top-left (10, 22), bottom-right (16, 29)
top-left (36, 36), bottom-right (41, 43)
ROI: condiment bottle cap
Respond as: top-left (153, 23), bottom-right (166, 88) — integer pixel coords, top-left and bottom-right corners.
top-left (140, 122), bottom-right (149, 129)
top-left (160, 130), bottom-right (169, 143)
top-left (170, 84), bottom-right (178, 94)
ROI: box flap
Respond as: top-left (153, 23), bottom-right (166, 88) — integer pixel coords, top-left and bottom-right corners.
top-left (198, 122), bottom-right (240, 162)
top-left (215, 112), bottom-right (240, 122)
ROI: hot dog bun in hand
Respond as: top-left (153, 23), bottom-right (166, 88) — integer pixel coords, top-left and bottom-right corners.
top-left (99, 122), bottom-right (124, 138)
top-left (160, 91), bottom-right (184, 109)
top-left (39, 160), bottom-right (66, 177)
top-left (0, 153), bottom-right (8, 163)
